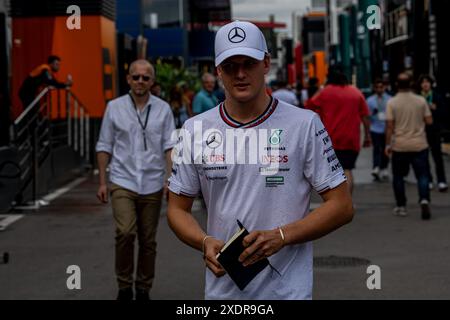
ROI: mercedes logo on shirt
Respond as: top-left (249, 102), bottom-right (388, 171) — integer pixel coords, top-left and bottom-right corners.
top-left (228, 27), bottom-right (246, 43)
top-left (206, 131), bottom-right (223, 149)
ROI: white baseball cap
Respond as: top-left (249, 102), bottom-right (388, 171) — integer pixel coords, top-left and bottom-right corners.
top-left (214, 20), bottom-right (268, 67)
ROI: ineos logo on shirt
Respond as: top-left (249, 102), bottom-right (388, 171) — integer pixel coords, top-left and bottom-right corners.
top-left (261, 155), bottom-right (289, 164)
top-left (228, 27), bottom-right (246, 43)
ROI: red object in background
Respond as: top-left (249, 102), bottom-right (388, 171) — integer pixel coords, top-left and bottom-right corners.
top-left (287, 64), bottom-right (296, 86)
top-left (295, 44), bottom-right (303, 87)
top-left (305, 85), bottom-right (370, 152)
top-left (11, 16), bottom-right (117, 119)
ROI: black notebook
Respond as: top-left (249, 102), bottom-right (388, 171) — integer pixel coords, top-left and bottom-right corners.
top-left (216, 220), bottom-right (269, 290)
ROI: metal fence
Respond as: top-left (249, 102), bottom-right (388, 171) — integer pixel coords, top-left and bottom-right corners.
top-left (10, 87), bottom-right (91, 209)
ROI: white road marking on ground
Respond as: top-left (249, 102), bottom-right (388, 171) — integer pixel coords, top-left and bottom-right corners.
top-left (0, 214), bottom-right (24, 231)
top-left (13, 177), bottom-right (87, 210)
top-left (41, 177), bottom-right (87, 202)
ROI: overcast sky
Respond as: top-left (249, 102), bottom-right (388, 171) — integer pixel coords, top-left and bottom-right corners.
top-left (231, 0), bottom-right (312, 34)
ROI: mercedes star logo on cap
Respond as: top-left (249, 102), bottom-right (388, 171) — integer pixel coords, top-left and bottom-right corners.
top-left (228, 27), bottom-right (246, 43)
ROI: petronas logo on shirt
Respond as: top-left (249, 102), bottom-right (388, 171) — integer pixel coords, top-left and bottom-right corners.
top-left (269, 130), bottom-right (283, 145)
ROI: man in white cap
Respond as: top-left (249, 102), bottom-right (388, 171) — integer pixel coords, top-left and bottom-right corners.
top-left (167, 21), bottom-right (353, 299)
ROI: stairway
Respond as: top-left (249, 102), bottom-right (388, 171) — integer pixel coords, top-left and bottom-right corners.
top-left (0, 87), bottom-right (93, 211)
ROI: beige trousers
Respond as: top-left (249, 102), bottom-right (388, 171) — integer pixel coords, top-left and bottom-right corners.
top-left (111, 183), bottom-right (163, 291)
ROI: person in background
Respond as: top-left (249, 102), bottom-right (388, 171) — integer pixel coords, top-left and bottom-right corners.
top-left (213, 78), bottom-right (226, 103)
top-left (150, 82), bottom-right (162, 98)
top-left (180, 82), bottom-right (195, 118)
top-left (385, 72), bottom-right (433, 219)
top-left (96, 59), bottom-right (175, 300)
top-left (301, 77), bottom-right (320, 108)
top-left (417, 74), bottom-right (448, 192)
top-left (295, 80), bottom-right (304, 107)
top-left (169, 86), bottom-right (189, 129)
top-left (305, 65), bottom-right (371, 194)
top-left (192, 73), bottom-right (218, 115)
top-left (366, 79), bottom-right (391, 181)
top-left (272, 80), bottom-right (299, 106)
top-left (19, 55), bottom-right (72, 109)
top-left (307, 77), bottom-right (320, 101)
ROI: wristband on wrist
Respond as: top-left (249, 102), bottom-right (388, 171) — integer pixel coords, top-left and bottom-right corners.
top-left (202, 235), bottom-right (213, 256)
top-left (278, 227), bottom-right (285, 244)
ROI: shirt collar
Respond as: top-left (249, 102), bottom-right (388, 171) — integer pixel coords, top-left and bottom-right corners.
top-left (219, 97), bottom-right (278, 128)
top-left (128, 91), bottom-right (153, 112)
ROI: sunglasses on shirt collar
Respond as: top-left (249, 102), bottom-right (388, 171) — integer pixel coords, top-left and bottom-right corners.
top-left (131, 74), bottom-right (152, 82)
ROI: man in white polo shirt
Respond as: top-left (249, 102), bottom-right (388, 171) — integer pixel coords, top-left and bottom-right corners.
top-left (167, 21), bottom-right (353, 299)
top-left (96, 59), bottom-right (175, 300)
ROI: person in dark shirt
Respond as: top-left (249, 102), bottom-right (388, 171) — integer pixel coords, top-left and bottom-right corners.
top-left (19, 55), bottom-right (72, 109)
top-left (417, 74), bottom-right (448, 192)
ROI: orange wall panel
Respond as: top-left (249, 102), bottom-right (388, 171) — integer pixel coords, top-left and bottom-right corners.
top-left (52, 16), bottom-right (104, 118)
top-left (11, 16), bottom-right (117, 119)
top-left (11, 17), bottom-right (55, 118)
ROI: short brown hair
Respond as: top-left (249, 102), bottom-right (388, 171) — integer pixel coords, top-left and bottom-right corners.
top-left (397, 73), bottom-right (411, 90)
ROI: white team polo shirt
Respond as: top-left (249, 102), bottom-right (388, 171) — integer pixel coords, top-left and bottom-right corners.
top-left (169, 98), bottom-right (346, 299)
top-left (96, 94), bottom-right (176, 195)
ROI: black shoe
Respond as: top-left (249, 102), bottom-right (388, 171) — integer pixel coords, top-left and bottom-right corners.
top-left (135, 288), bottom-right (150, 301)
top-left (117, 287), bottom-right (133, 301)
top-left (420, 200), bottom-right (431, 220)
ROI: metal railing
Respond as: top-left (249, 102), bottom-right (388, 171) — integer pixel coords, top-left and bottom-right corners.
top-left (62, 90), bottom-right (91, 162)
top-left (10, 87), bottom-right (91, 209)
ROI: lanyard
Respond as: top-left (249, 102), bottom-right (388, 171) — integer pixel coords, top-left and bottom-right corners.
top-left (421, 91), bottom-right (433, 105)
top-left (376, 95), bottom-right (383, 111)
top-left (129, 93), bottom-right (152, 151)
